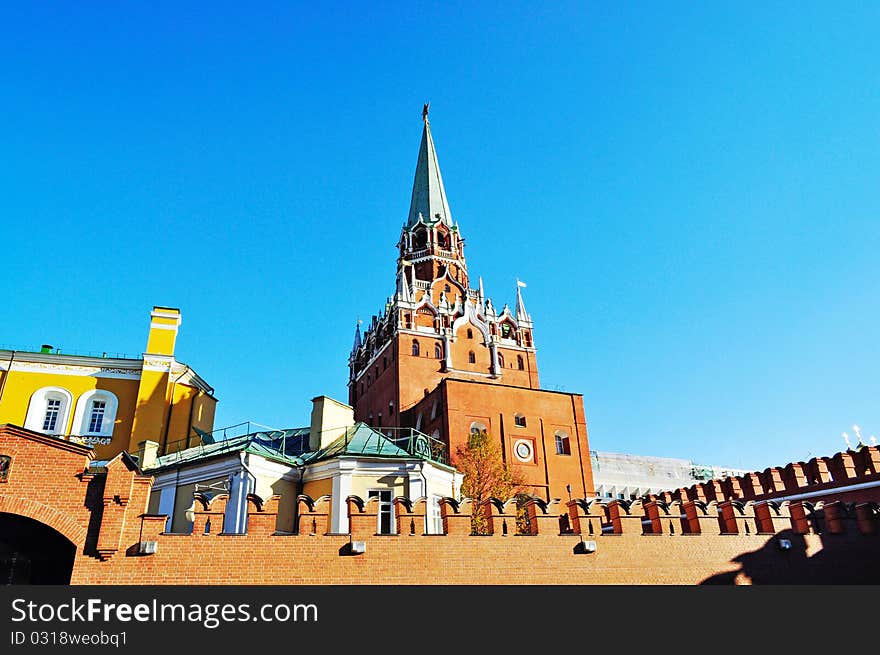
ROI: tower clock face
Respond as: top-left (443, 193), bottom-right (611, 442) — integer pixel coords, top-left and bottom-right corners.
top-left (514, 439), bottom-right (533, 463)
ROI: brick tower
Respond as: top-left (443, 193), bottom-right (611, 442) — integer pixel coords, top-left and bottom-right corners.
top-left (348, 106), bottom-right (594, 500)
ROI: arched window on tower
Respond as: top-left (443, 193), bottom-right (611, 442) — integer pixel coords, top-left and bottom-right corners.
top-left (517, 355), bottom-right (524, 370)
top-left (434, 343), bottom-right (443, 359)
top-left (411, 340), bottom-right (420, 356)
top-left (498, 353), bottom-right (505, 369)
top-left (466, 328), bottom-right (473, 339)
top-left (555, 431), bottom-right (571, 455)
top-left (469, 421), bottom-right (487, 436)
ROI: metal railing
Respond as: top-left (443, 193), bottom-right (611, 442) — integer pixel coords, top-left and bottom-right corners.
top-left (374, 427), bottom-right (448, 465)
top-left (0, 344), bottom-right (139, 360)
top-left (160, 421), bottom-right (297, 461)
top-left (155, 422), bottom-right (448, 467)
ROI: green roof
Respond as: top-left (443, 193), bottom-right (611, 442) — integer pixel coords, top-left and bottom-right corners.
top-left (151, 427), bottom-right (311, 470)
top-left (147, 423), bottom-right (449, 471)
top-left (302, 424), bottom-right (414, 464)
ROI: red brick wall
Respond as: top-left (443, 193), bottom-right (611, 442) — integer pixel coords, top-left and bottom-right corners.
top-left (0, 424), bottom-right (96, 545)
top-left (661, 446), bottom-right (880, 508)
top-left (4, 424), bottom-right (880, 586)
top-left (68, 494), bottom-right (880, 585)
top-left (406, 379), bottom-right (593, 500)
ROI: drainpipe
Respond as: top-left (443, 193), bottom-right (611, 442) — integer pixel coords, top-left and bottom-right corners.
top-left (238, 451), bottom-right (258, 532)
top-left (292, 463), bottom-right (306, 534)
top-left (419, 459), bottom-right (431, 533)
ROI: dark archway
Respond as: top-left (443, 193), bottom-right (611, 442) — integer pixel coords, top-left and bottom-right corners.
top-left (0, 512), bottom-right (76, 584)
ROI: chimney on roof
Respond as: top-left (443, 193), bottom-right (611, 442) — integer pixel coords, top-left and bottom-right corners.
top-left (309, 396), bottom-right (355, 451)
top-left (145, 306), bottom-right (182, 357)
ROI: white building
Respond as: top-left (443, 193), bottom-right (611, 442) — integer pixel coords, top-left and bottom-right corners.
top-left (590, 451), bottom-right (747, 500)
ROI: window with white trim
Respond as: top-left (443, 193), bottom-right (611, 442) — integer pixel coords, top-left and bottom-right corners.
top-left (25, 387), bottom-right (73, 436)
top-left (73, 390), bottom-right (118, 440)
top-left (43, 399), bottom-right (62, 432)
top-left (88, 400), bottom-right (106, 433)
top-left (368, 489), bottom-right (394, 534)
top-left (429, 495), bottom-right (443, 535)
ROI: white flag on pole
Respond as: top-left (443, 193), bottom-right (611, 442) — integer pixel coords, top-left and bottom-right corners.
top-left (516, 279), bottom-right (527, 288)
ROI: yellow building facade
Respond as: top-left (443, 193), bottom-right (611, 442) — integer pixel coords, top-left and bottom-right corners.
top-left (0, 306), bottom-right (216, 460)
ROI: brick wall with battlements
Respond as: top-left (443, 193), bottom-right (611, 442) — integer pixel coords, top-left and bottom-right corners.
top-left (2, 424), bottom-right (879, 585)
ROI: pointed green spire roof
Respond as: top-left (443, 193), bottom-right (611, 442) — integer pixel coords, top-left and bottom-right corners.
top-left (407, 103), bottom-right (453, 228)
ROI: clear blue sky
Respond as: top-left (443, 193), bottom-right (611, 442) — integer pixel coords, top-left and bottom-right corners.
top-left (2, 3), bottom-right (878, 472)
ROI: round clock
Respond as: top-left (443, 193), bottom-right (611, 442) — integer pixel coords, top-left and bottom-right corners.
top-left (514, 439), bottom-right (533, 462)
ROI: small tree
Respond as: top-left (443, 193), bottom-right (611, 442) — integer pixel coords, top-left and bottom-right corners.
top-left (456, 429), bottom-right (525, 534)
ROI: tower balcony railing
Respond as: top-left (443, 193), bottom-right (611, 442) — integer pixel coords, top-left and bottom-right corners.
top-left (413, 280), bottom-right (431, 290)
top-left (376, 427), bottom-right (448, 466)
top-left (407, 247), bottom-right (458, 260)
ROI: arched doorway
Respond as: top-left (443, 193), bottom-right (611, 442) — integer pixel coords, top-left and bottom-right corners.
top-left (0, 512), bottom-right (76, 584)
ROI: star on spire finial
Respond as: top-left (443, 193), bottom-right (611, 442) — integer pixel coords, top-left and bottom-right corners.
top-left (422, 102), bottom-right (430, 123)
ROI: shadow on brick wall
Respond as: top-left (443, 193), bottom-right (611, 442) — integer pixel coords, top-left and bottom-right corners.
top-left (701, 529), bottom-right (880, 584)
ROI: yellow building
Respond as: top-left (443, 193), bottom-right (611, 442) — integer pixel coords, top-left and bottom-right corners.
top-left (0, 306), bottom-right (216, 460)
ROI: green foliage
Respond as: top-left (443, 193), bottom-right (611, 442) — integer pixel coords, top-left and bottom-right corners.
top-left (456, 430), bottom-right (525, 535)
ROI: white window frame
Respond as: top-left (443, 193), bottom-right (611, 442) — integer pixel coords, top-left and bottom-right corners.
top-left (72, 390), bottom-right (119, 439)
top-left (429, 495), bottom-right (443, 535)
top-left (367, 489), bottom-right (395, 535)
top-left (24, 387), bottom-right (74, 436)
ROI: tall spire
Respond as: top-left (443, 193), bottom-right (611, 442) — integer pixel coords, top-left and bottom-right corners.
top-left (407, 103), bottom-right (453, 227)
top-left (351, 320), bottom-right (362, 356)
